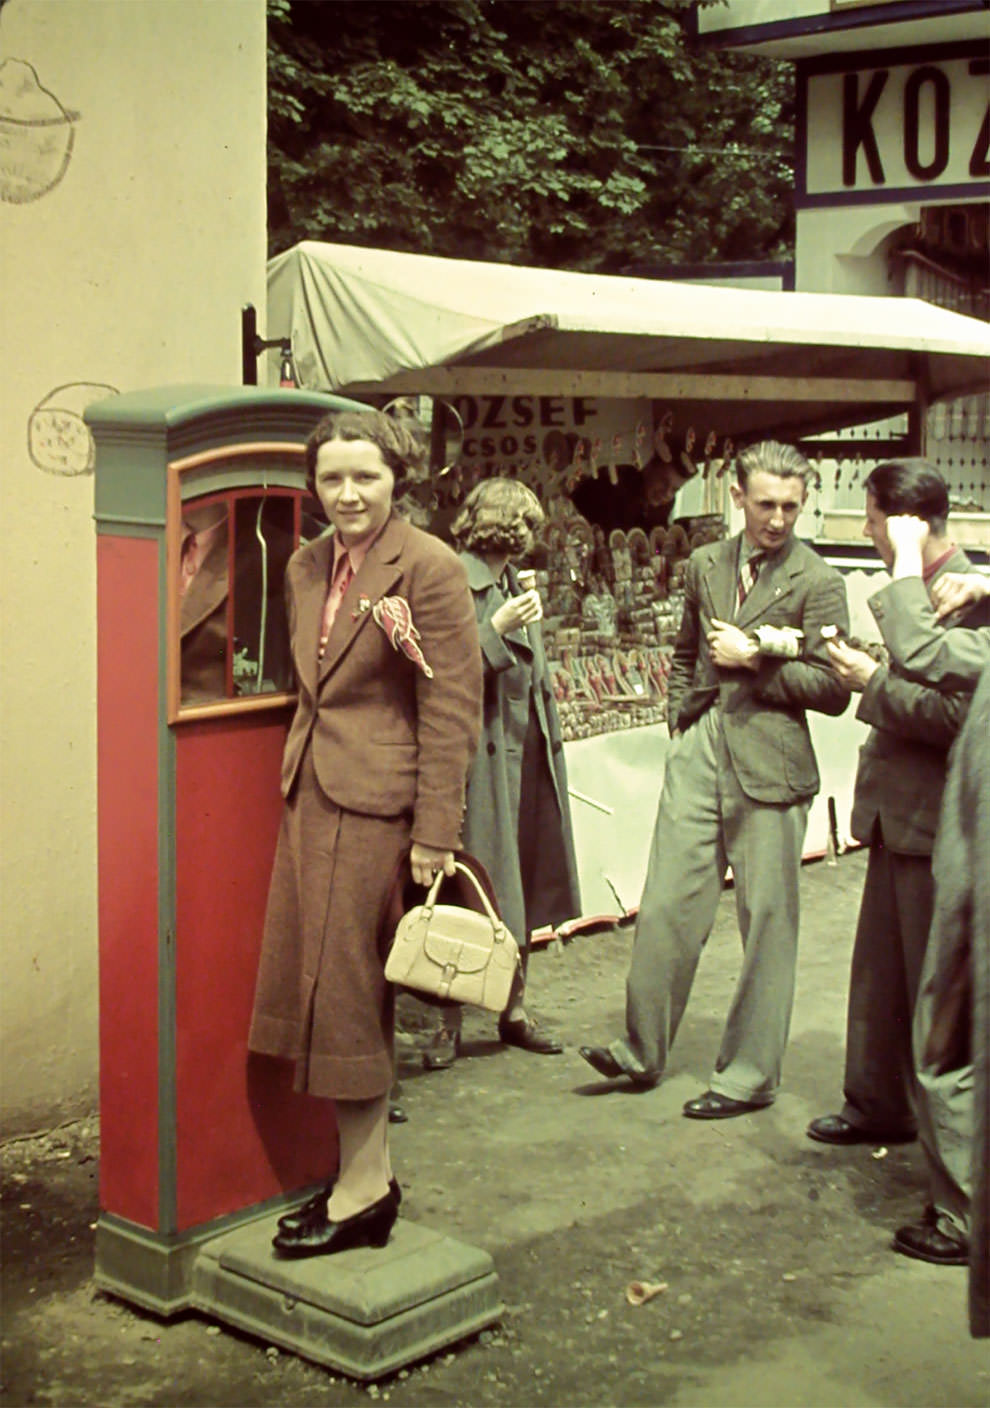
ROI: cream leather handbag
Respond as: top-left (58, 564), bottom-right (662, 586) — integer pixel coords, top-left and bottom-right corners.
top-left (385, 860), bottom-right (520, 1012)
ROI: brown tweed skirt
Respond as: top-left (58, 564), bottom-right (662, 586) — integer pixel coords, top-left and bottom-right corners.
top-left (248, 746), bottom-right (411, 1100)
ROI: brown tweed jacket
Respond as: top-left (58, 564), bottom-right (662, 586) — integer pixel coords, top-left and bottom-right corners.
top-left (281, 513), bottom-right (482, 850)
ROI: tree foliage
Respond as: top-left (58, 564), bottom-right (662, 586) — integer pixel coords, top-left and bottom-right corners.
top-left (268, 0), bottom-right (794, 273)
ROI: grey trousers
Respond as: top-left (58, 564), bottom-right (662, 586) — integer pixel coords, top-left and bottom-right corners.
top-left (840, 836), bottom-right (931, 1137)
top-left (913, 933), bottom-right (973, 1240)
top-left (611, 708), bottom-right (811, 1104)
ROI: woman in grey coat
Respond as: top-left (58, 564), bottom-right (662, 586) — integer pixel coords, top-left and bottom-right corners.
top-left (424, 477), bottom-right (581, 1066)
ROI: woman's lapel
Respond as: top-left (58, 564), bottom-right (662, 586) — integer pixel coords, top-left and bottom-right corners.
top-left (317, 518), bottom-right (404, 683)
top-left (291, 535), bottom-right (333, 693)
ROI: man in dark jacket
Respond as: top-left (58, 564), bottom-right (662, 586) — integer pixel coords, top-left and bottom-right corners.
top-left (809, 461), bottom-right (980, 1154)
top-left (867, 513), bottom-right (990, 1336)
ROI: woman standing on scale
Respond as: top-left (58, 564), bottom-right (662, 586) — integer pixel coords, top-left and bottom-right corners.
top-left (248, 409), bottom-right (482, 1257)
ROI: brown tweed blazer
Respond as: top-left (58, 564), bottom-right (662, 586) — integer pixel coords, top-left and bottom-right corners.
top-left (280, 513), bottom-right (482, 850)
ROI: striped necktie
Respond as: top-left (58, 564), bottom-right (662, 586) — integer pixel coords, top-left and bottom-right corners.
top-left (737, 553), bottom-right (763, 611)
top-left (318, 554), bottom-right (354, 658)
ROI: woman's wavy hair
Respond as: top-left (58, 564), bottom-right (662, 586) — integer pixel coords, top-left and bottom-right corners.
top-left (450, 477), bottom-right (545, 558)
top-left (304, 409), bottom-right (426, 497)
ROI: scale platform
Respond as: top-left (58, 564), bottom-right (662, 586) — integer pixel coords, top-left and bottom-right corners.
top-left (189, 1213), bottom-right (502, 1381)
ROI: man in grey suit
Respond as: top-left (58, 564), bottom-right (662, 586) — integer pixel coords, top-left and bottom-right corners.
top-left (581, 441), bottom-right (850, 1117)
top-left (809, 461), bottom-right (980, 1153)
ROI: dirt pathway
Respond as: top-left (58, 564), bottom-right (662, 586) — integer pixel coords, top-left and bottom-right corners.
top-left (3, 852), bottom-right (987, 1406)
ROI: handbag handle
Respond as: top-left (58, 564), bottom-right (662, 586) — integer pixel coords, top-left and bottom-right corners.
top-left (377, 849), bottom-right (502, 959)
top-left (423, 859), bottom-right (503, 929)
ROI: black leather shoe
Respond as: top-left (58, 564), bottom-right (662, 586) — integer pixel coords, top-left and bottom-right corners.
top-left (682, 1090), bottom-right (764, 1120)
top-left (893, 1220), bottom-right (968, 1266)
top-left (579, 1045), bottom-right (625, 1079)
top-left (388, 1102), bottom-right (408, 1124)
top-left (276, 1179), bottom-right (335, 1234)
top-left (272, 1188), bottom-right (399, 1258)
top-left (499, 1017), bottom-right (563, 1054)
top-left (277, 1176), bottom-right (401, 1235)
top-left (807, 1113), bottom-right (916, 1146)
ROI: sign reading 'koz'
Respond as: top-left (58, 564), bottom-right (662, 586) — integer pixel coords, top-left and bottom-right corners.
top-left (798, 42), bottom-right (990, 206)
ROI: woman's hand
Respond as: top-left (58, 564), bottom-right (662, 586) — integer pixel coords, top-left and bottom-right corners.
top-left (931, 571), bottom-right (990, 619)
top-left (410, 842), bottom-right (456, 887)
top-left (491, 590), bottom-right (543, 636)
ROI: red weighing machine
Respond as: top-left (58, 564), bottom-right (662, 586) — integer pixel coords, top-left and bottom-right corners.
top-left (89, 386), bottom-right (501, 1377)
top-left (90, 385), bottom-right (365, 1306)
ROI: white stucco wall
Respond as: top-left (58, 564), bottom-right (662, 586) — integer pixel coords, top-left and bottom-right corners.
top-left (794, 204), bottom-right (921, 293)
top-left (0, 0), bottom-right (267, 1136)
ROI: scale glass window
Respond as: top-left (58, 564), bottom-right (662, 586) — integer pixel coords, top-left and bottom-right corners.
top-left (177, 486), bottom-right (325, 710)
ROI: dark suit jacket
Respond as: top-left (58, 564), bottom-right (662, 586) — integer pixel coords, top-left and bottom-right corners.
top-left (667, 532), bottom-right (850, 804)
top-left (281, 514), bottom-right (482, 850)
top-left (851, 547), bottom-right (979, 855)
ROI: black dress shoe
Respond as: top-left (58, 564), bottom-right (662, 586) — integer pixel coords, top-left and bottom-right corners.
top-left (276, 1178), bottom-right (335, 1234)
top-left (807, 1113), bottom-right (916, 1146)
top-left (277, 1176), bottom-right (401, 1234)
top-left (682, 1090), bottom-right (765, 1120)
top-left (499, 1017), bottom-right (563, 1054)
top-left (272, 1188), bottom-right (399, 1258)
top-left (579, 1045), bottom-right (625, 1079)
top-left (388, 1102), bottom-right (409, 1124)
top-left (893, 1220), bottom-right (968, 1266)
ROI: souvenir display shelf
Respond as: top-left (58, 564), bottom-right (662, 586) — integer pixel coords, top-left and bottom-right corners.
top-left (393, 404), bottom-right (733, 743)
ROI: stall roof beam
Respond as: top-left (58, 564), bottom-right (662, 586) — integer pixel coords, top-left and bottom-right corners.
top-left (343, 368), bottom-right (918, 405)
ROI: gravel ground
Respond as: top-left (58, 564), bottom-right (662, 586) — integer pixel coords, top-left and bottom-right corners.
top-left (2, 850), bottom-right (988, 1407)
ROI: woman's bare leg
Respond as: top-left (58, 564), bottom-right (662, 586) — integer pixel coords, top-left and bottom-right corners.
top-left (326, 1093), bottom-right (391, 1221)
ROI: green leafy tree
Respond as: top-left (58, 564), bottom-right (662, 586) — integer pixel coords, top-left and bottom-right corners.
top-left (268, 0), bottom-right (793, 272)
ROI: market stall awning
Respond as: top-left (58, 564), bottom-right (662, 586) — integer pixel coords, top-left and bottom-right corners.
top-left (267, 242), bottom-right (990, 440)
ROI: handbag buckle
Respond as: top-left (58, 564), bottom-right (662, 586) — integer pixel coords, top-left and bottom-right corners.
top-left (438, 959), bottom-right (458, 999)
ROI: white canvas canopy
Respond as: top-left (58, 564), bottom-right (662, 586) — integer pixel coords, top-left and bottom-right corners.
top-left (268, 241), bottom-right (990, 441)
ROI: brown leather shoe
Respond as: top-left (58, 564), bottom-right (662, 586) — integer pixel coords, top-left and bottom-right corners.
top-left (499, 1017), bottom-right (563, 1054)
top-left (578, 1045), bottom-right (658, 1085)
top-left (423, 1026), bottom-right (460, 1070)
top-left (579, 1045), bottom-right (625, 1078)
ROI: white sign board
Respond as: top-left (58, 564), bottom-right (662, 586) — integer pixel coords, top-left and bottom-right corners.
top-left (799, 42), bottom-right (990, 205)
top-left (448, 395), bottom-right (654, 478)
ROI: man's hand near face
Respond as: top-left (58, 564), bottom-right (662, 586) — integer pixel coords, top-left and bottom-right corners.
top-left (885, 515), bottom-right (929, 578)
